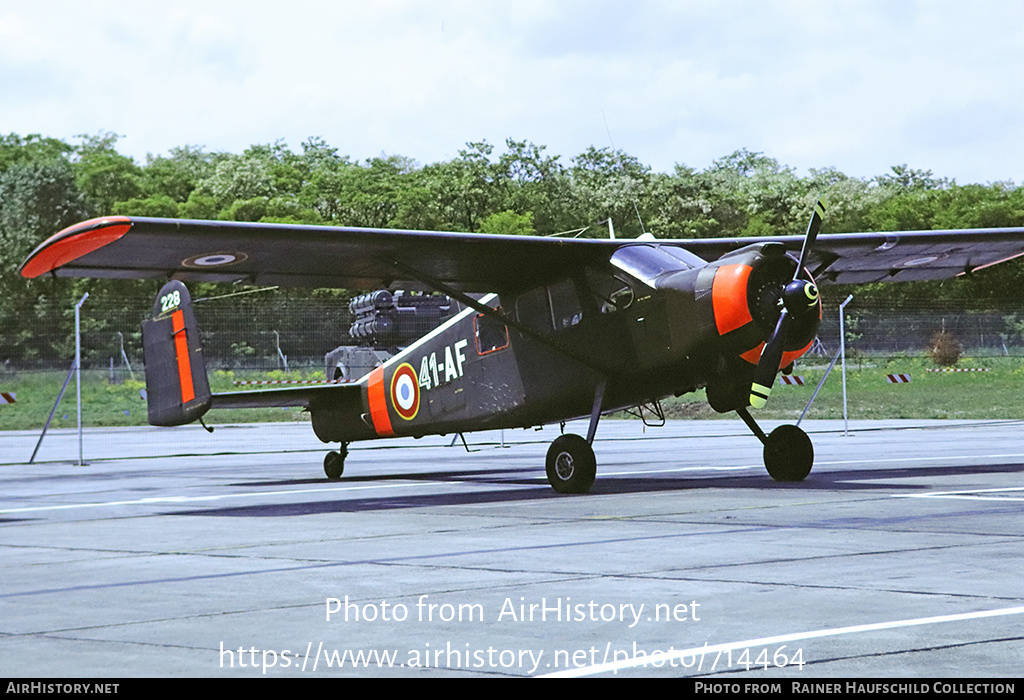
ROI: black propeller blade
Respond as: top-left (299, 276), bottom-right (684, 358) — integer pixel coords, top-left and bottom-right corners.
top-left (748, 198), bottom-right (825, 409)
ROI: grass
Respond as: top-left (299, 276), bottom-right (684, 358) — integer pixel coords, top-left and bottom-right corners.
top-left (658, 356), bottom-right (1024, 422)
top-left (2, 356), bottom-right (1022, 432)
top-left (0, 368), bottom-right (317, 431)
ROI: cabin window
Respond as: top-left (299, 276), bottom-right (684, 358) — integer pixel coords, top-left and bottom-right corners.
top-left (515, 281), bottom-right (584, 334)
top-left (515, 286), bottom-right (552, 333)
top-left (549, 279), bottom-right (582, 330)
top-left (475, 314), bottom-right (510, 355)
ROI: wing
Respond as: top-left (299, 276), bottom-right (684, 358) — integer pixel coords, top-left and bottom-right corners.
top-left (20, 216), bottom-right (1024, 292)
top-left (18, 216), bottom-right (622, 296)
top-left (671, 228), bottom-right (1024, 284)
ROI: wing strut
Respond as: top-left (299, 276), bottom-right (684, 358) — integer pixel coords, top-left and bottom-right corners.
top-left (387, 258), bottom-right (611, 376)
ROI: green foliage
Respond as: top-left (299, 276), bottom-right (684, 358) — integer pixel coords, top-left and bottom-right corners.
top-left (139, 145), bottom-right (219, 203)
top-left (663, 356), bottom-right (1024, 421)
top-left (113, 193), bottom-right (180, 218)
top-left (479, 210), bottom-right (535, 236)
top-left (0, 159), bottom-right (90, 349)
top-left (73, 132), bottom-right (143, 214)
top-left (0, 133), bottom-right (74, 172)
top-left (5, 129), bottom-right (1024, 368)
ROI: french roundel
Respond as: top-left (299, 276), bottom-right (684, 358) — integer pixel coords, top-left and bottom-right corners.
top-left (390, 363), bottom-right (419, 421)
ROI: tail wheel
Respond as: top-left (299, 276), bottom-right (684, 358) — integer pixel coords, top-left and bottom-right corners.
top-left (545, 434), bottom-right (596, 494)
top-left (763, 425), bottom-right (813, 481)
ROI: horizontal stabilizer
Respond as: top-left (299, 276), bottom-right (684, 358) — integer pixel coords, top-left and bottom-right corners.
top-left (209, 382), bottom-right (361, 410)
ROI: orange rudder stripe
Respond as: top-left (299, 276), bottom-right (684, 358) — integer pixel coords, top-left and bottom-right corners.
top-left (171, 310), bottom-right (195, 403)
top-left (367, 366), bottom-right (394, 437)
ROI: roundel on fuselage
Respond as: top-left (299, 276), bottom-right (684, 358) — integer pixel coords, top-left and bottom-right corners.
top-left (390, 363), bottom-right (420, 420)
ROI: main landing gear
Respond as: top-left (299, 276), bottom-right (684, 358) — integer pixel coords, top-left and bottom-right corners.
top-left (545, 379), bottom-right (605, 494)
top-left (546, 434), bottom-right (597, 494)
top-left (542, 380), bottom-right (814, 493)
top-left (737, 407), bottom-right (813, 481)
top-left (323, 443), bottom-right (348, 480)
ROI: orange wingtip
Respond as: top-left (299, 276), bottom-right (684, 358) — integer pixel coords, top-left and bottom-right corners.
top-left (20, 217), bottom-right (133, 279)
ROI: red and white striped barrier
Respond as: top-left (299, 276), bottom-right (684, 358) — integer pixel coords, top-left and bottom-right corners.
top-left (925, 368), bottom-right (991, 373)
top-left (886, 374), bottom-right (912, 384)
top-left (779, 375), bottom-right (805, 385)
top-left (0, 391), bottom-right (15, 404)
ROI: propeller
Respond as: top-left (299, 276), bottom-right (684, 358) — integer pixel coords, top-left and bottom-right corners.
top-left (748, 198), bottom-right (826, 409)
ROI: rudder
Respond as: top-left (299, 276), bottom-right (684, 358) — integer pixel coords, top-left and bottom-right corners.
top-left (142, 280), bottom-right (212, 426)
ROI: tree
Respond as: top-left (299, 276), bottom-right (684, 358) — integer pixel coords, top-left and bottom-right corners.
top-left (570, 146), bottom-right (652, 238)
top-left (196, 150), bottom-right (277, 209)
top-left (0, 160), bottom-right (90, 361)
top-left (73, 132), bottom-right (142, 214)
top-left (479, 210), bottom-right (535, 236)
top-left (0, 133), bottom-right (74, 173)
top-left (702, 149), bottom-right (807, 236)
top-left (876, 164), bottom-right (950, 192)
top-left (139, 145), bottom-right (219, 203)
top-left (495, 139), bottom-right (574, 234)
top-left (422, 141), bottom-right (503, 231)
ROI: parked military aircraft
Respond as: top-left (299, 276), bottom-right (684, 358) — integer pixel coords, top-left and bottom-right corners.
top-left (19, 202), bottom-right (1024, 492)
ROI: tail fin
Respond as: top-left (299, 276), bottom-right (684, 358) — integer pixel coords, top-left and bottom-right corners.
top-left (142, 281), bottom-right (212, 426)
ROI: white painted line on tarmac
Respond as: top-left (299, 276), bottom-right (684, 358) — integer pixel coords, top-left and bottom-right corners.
top-left (893, 486), bottom-right (1024, 502)
top-left (0, 481), bottom-right (442, 514)
top-left (539, 604), bottom-right (1024, 678)
top-left (813, 453), bottom-right (1024, 467)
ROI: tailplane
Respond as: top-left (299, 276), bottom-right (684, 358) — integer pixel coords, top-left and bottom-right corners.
top-left (142, 281), bottom-right (212, 426)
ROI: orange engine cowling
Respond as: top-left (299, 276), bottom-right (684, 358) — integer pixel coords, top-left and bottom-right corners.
top-left (707, 242), bottom-right (821, 368)
top-left (688, 242), bottom-right (821, 413)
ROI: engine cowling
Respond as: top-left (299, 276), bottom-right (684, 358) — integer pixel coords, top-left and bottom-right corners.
top-left (698, 242), bottom-right (821, 411)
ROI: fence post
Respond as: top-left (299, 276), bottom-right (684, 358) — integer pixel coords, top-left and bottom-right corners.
top-left (75, 293), bottom-right (88, 466)
top-left (840, 295), bottom-right (854, 437)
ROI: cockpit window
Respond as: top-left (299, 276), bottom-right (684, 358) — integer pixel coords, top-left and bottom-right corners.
top-left (611, 245), bottom-right (701, 285)
top-left (586, 270), bottom-right (635, 313)
top-left (659, 245), bottom-right (707, 267)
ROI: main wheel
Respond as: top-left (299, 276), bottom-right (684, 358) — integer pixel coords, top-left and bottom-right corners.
top-left (763, 424), bottom-right (813, 482)
top-left (545, 434), bottom-right (596, 494)
top-left (323, 444), bottom-right (348, 480)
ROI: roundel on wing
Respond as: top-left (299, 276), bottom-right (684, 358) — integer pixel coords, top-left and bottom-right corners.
top-left (182, 252), bottom-right (248, 268)
top-left (390, 363), bottom-right (420, 421)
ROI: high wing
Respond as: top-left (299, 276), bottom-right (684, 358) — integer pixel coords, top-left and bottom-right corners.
top-left (676, 229), bottom-right (1024, 284)
top-left (18, 216), bottom-right (620, 295)
top-left (19, 215), bottom-right (1024, 291)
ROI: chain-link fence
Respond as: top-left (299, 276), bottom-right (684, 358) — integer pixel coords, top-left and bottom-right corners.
top-left (816, 304), bottom-right (1024, 358)
top-left (1, 293), bottom-right (1022, 464)
top-left (7, 295), bottom-right (1024, 371)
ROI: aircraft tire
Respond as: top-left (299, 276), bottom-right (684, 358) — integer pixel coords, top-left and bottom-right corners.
top-left (323, 446), bottom-right (347, 480)
top-left (546, 434), bottom-right (596, 494)
top-left (763, 424), bottom-right (813, 482)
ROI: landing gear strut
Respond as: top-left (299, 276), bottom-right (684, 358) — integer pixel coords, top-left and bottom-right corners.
top-left (323, 443), bottom-right (348, 479)
top-left (737, 407), bottom-right (813, 482)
